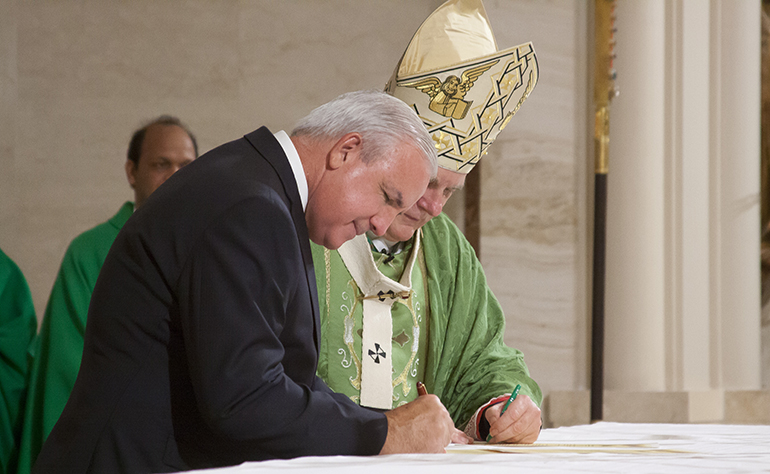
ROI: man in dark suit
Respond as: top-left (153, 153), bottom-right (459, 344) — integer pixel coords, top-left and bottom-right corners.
top-left (33, 90), bottom-right (460, 474)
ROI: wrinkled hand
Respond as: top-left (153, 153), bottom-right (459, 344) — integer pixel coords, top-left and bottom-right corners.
top-left (485, 394), bottom-right (541, 444)
top-left (379, 394), bottom-right (467, 454)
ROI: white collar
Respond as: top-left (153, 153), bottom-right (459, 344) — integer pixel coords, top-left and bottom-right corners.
top-left (273, 130), bottom-right (308, 211)
top-left (367, 231), bottom-right (405, 256)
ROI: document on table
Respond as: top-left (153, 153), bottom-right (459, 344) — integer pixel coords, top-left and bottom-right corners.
top-left (446, 441), bottom-right (687, 454)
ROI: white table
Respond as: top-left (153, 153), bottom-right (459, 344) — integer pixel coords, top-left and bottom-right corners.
top-left (180, 422), bottom-right (770, 473)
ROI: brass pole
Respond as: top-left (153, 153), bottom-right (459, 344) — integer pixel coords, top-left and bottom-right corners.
top-left (591, 0), bottom-right (617, 423)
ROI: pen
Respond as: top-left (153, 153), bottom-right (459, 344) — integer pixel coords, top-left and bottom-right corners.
top-left (500, 384), bottom-right (521, 416)
top-left (486, 384), bottom-right (521, 442)
top-left (417, 381), bottom-right (428, 396)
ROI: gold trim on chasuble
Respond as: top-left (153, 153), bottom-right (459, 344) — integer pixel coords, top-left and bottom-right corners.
top-left (323, 232), bottom-right (427, 409)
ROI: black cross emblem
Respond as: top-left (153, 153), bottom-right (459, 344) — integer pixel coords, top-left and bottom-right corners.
top-left (377, 290), bottom-right (396, 302)
top-left (368, 343), bottom-right (387, 364)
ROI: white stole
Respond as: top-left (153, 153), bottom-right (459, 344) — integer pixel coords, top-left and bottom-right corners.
top-left (337, 233), bottom-right (421, 409)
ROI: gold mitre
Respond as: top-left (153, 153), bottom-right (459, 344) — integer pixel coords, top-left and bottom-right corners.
top-left (385, 0), bottom-right (538, 174)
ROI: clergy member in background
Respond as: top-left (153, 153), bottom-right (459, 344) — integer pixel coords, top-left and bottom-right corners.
top-left (313, 0), bottom-right (543, 443)
top-left (16, 115), bottom-right (198, 474)
top-left (0, 248), bottom-right (36, 474)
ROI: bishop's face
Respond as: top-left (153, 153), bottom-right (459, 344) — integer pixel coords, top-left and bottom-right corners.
top-left (383, 167), bottom-right (466, 243)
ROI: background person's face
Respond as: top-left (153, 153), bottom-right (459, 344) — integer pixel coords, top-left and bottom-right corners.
top-left (126, 124), bottom-right (196, 208)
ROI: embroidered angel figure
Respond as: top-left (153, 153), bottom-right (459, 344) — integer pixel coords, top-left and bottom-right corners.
top-left (401, 59), bottom-right (499, 120)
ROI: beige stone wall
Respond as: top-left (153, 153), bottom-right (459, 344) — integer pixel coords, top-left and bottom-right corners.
top-left (481, 0), bottom-right (589, 397)
top-left (0, 0), bottom-right (437, 312)
top-left (0, 0), bottom-right (587, 404)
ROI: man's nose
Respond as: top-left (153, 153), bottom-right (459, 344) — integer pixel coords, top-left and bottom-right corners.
top-left (369, 208), bottom-right (399, 236)
top-left (418, 194), bottom-right (444, 217)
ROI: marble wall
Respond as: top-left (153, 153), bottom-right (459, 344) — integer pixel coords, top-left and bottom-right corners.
top-left (0, 0), bottom-right (587, 408)
top-left (480, 0), bottom-right (589, 396)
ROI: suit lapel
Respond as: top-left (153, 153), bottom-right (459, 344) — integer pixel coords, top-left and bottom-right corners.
top-left (244, 127), bottom-right (320, 352)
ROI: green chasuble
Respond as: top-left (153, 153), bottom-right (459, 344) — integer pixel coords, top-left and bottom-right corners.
top-left (313, 213), bottom-right (542, 429)
top-left (16, 202), bottom-right (133, 474)
top-left (0, 249), bottom-right (36, 474)
top-left (314, 235), bottom-right (429, 408)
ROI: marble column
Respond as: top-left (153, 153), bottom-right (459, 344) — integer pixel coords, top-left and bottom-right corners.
top-left (548, 0), bottom-right (764, 427)
top-left (677, 0), bottom-right (712, 392)
top-left (606, 0), bottom-right (761, 395)
top-left (576, 0), bottom-right (767, 421)
top-left (604, 0), bottom-right (667, 392)
top-left (711, 0), bottom-right (761, 390)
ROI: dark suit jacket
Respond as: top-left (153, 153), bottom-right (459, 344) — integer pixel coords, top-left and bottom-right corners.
top-left (33, 127), bottom-right (388, 474)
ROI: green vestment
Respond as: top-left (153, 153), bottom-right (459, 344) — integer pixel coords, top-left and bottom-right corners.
top-left (16, 202), bottom-right (133, 474)
top-left (313, 213), bottom-right (542, 429)
top-left (0, 249), bottom-right (36, 474)
top-left (314, 235), bottom-right (429, 408)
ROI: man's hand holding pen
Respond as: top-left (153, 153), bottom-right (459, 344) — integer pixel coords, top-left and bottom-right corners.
top-left (484, 388), bottom-right (542, 444)
top-left (417, 381), bottom-right (473, 446)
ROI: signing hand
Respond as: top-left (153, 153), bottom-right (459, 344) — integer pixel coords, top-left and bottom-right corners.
top-left (416, 381), bottom-right (472, 446)
top-left (379, 394), bottom-right (458, 454)
top-left (485, 394), bottom-right (541, 444)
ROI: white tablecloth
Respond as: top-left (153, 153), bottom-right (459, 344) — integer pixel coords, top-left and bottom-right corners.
top-left (178, 422), bottom-right (770, 473)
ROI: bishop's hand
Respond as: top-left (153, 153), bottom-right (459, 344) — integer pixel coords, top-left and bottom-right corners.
top-left (484, 394), bottom-right (541, 444)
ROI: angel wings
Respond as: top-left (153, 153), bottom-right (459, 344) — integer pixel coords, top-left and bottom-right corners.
top-left (401, 60), bottom-right (498, 120)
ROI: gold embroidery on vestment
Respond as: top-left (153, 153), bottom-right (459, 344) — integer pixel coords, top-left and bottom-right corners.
top-left (343, 278), bottom-right (362, 390)
top-left (391, 293), bottom-right (420, 398)
top-left (327, 236), bottom-right (432, 407)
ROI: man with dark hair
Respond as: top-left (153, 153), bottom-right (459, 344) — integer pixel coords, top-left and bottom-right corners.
top-left (16, 115), bottom-right (198, 474)
top-left (126, 115), bottom-right (198, 166)
top-left (125, 115), bottom-right (199, 209)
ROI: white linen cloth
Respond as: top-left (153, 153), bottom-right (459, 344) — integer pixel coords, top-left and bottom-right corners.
top-left (171, 422), bottom-right (770, 473)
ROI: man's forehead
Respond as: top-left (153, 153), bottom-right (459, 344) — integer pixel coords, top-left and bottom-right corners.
top-left (143, 126), bottom-right (193, 151)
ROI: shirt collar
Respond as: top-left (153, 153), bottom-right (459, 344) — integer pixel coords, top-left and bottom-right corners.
top-left (273, 130), bottom-right (308, 211)
top-left (366, 231), bottom-right (405, 256)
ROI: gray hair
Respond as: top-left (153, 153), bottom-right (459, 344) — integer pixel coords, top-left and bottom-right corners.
top-left (291, 90), bottom-right (437, 177)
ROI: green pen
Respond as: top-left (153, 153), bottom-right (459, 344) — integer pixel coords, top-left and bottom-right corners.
top-left (486, 384), bottom-right (521, 442)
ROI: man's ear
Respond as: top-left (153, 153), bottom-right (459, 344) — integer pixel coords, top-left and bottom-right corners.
top-left (125, 160), bottom-right (137, 189)
top-left (327, 132), bottom-right (363, 170)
